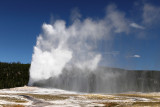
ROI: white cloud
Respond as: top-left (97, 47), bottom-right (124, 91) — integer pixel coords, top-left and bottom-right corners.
top-left (130, 23), bottom-right (145, 29)
top-left (128, 54), bottom-right (141, 58)
top-left (133, 55), bottom-right (141, 58)
top-left (103, 51), bottom-right (119, 56)
top-left (143, 4), bottom-right (160, 25)
top-left (131, 3), bottom-right (160, 39)
top-left (106, 4), bottom-right (130, 33)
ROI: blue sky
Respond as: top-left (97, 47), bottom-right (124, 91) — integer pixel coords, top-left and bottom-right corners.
top-left (0, 0), bottom-right (160, 70)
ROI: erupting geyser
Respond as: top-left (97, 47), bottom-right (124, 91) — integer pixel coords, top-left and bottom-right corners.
top-left (29, 5), bottom-right (159, 93)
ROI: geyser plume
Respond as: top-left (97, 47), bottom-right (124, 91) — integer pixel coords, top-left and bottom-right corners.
top-left (29, 18), bottom-right (107, 84)
top-left (30, 18), bottom-right (103, 80)
top-left (29, 5), bottom-right (121, 85)
top-left (29, 5), bottom-right (159, 93)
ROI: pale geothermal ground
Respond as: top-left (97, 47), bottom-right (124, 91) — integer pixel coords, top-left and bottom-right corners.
top-left (0, 86), bottom-right (160, 107)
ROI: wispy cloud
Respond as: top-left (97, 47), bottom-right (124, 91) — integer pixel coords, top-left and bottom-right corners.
top-left (128, 54), bottom-right (141, 58)
top-left (127, 54), bottom-right (141, 58)
top-left (103, 51), bottom-right (119, 56)
top-left (133, 55), bottom-right (141, 58)
top-left (143, 4), bottom-right (160, 25)
top-left (70, 7), bottom-right (82, 22)
top-left (106, 4), bottom-right (130, 33)
top-left (130, 23), bottom-right (145, 29)
top-left (129, 2), bottom-right (160, 39)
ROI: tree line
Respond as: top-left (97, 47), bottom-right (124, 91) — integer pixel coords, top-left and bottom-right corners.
top-left (0, 61), bottom-right (160, 92)
top-left (0, 62), bottom-right (30, 89)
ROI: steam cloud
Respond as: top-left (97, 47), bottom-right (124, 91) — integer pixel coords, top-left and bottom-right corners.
top-left (28, 4), bottom-right (159, 93)
top-left (29, 4), bottom-right (129, 85)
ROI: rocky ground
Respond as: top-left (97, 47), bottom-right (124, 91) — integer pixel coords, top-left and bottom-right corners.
top-left (0, 86), bottom-right (160, 107)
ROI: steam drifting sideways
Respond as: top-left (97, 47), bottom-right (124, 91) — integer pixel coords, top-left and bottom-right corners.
top-left (29, 4), bottom-right (159, 93)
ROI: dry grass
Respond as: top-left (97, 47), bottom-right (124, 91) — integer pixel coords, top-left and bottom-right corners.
top-left (132, 102), bottom-right (160, 106)
top-left (98, 101), bottom-right (160, 107)
top-left (101, 102), bottom-right (119, 107)
top-left (116, 93), bottom-right (160, 101)
top-left (59, 94), bottom-right (78, 97)
top-left (0, 96), bottom-right (27, 103)
top-left (0, 93), bottom-right (69, 101)
top-left (24, 94), bottom-right (69, 100)
top-left (0, 104), bottom-right (25, 107)
top-left (83, 94), bottom-right (115, 100)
